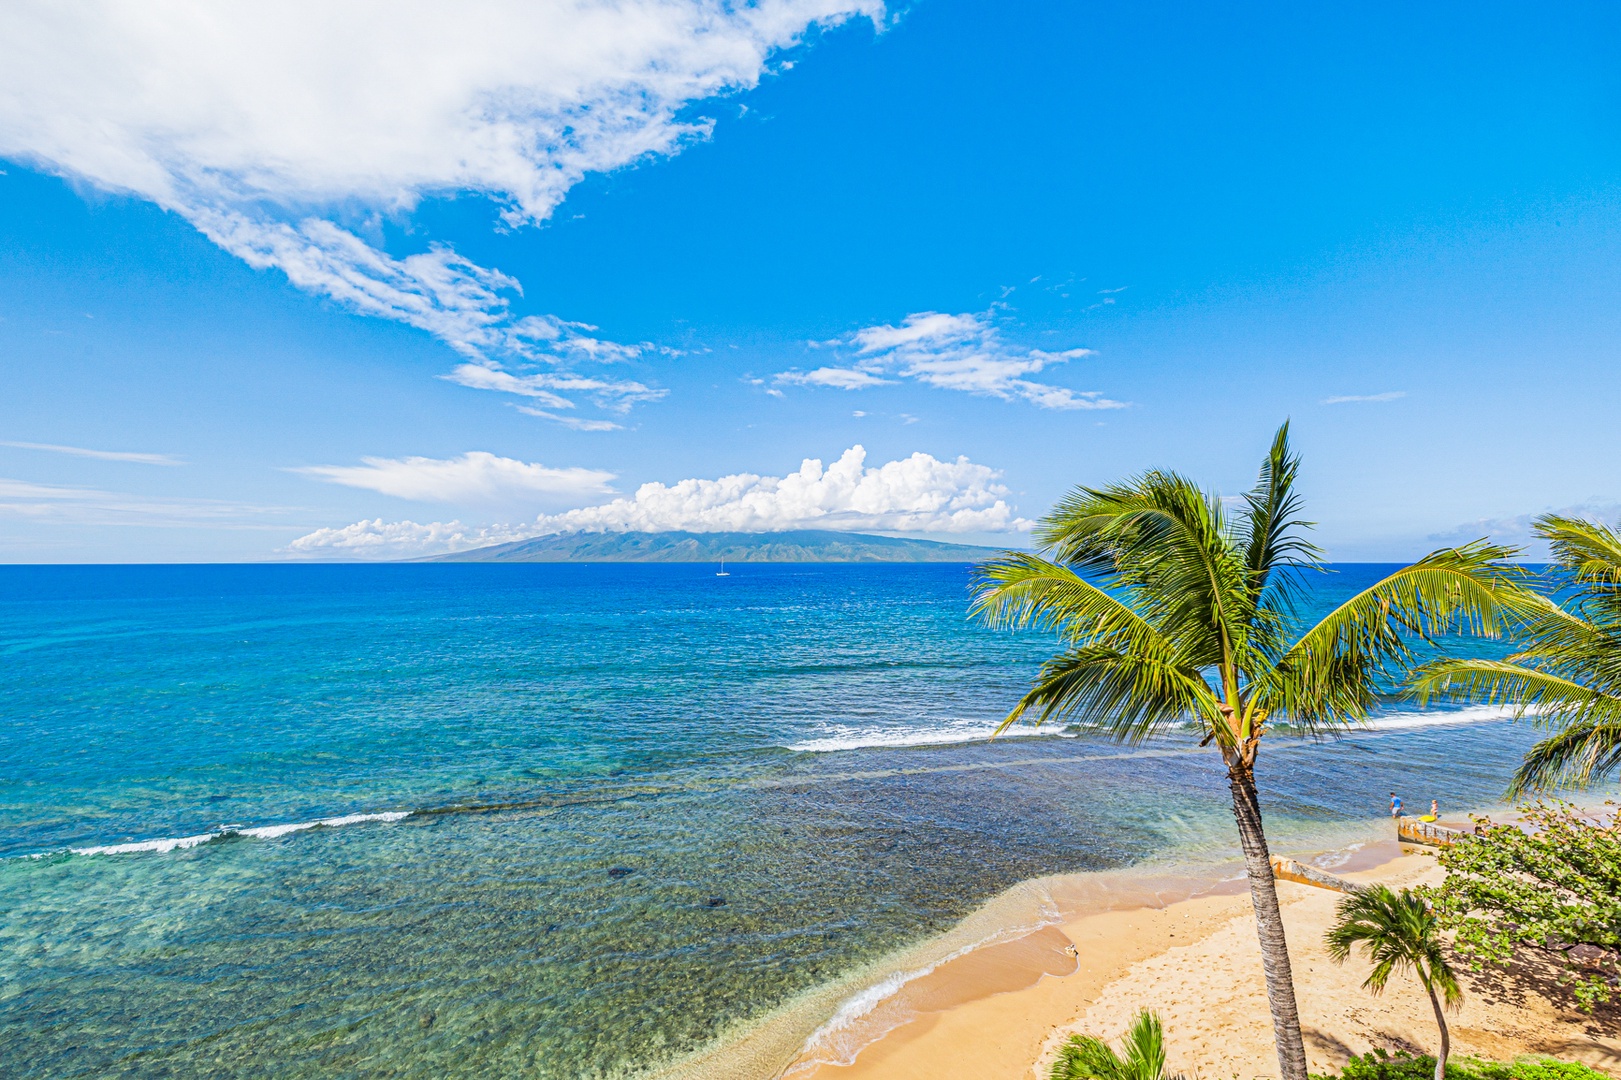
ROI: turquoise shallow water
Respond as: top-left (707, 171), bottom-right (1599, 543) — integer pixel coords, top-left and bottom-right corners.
top-left (0, 563), bottom-right (1562, 1078)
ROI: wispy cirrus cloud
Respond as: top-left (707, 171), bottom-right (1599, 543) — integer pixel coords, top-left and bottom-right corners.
top-left (0, 2), bottom-right (883, 426)
top-left (775, 310), bottom-right (1125, 410)
top-left (1322, 391), bottom-right (1406, 405)
top-left (292, 452), bottom-right (615, 503)
top-left (1, 440), bottom-right (182, 465)
top-left (0, 478), bottom-right (297, 528)
top-left (285, 445), bottom-right (1027, 558)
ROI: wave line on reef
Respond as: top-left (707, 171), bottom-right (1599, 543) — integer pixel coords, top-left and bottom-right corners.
top-left (40, 811), bottom-right (412, 858)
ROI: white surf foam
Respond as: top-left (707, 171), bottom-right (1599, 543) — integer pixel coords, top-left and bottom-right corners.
top-left (1356, 704), bottom-right (1522, 731)
top-left (786, 719), bottom-right (1068, 753)
top-left (789, 704), bottom-right (1522, 753)
top-left (63, 811), bottom-right (411, 857)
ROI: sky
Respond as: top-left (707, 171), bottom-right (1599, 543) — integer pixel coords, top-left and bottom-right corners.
top-left (1, 0), bottom-right (1618, 562)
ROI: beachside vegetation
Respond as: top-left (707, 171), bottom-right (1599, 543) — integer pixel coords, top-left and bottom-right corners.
top-left (972, 422), bottom-right (1539, 1080)
top-left (1312, 1049), bottom-right (1610, 1080)
top-left (1049, 1009), bottom-right (1182, 1080)
top-left (1413, 514), bottom-right (1621, 794)
top-left (1326, 885), bottom-right (1462, 1080)
top-left (1427, 801), bottom-right (1620, 1011)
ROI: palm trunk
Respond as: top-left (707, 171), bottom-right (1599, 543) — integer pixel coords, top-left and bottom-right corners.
top-left (1228, 758), bottom-right (1309, 1080)
top-left (1421, 974), bottom-right (1450, 1080)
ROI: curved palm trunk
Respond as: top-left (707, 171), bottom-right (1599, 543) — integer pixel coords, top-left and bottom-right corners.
top-left (1420, 974), bottom-right (1450, 1080)
top-left (1227, 758), bottom-right (1309, 1080)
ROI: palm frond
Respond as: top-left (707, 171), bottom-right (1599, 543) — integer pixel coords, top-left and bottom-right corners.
top-left (1240, 421), bottom-right (1321, 615)
top-left (970, 553), bottom-right (1168, 649)
top-left (1051, 1033), bottom-right (1127, 1080)
top-left (1001, 645), bottom-right (1220, 743)
top-left (1410, 659), bottom-right (1606, 716)
top-left (1511, 715), bottom-right (1621, 795)
top-left (1121, 1009), bottom-right (1171, 1080)
top-left (1034, 471), bottom-right (1250, 672)
top-left (1326, 886), bottom-right (1461, 1009)
top-left (1262, 543), bottom-right (1537, 733)
top-left (1538, 514), bottom-right (1621, 586)
top-left (1051, 1010), bottom-right (1181, 1080)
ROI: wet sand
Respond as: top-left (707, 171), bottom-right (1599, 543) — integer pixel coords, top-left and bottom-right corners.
top-left (787, 841), bottom-right (1620, 1080)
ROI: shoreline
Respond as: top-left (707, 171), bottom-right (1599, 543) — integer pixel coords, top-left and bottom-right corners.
top-left (781, 835), bottom-right (1411, 1080)
top-left (650, 804), bottom-right (1619, 1080)
top-left (647, 817), bottom-right (1403, 1080)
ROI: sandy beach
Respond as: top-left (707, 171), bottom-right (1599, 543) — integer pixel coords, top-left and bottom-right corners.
top-left (787, 840), bottom-right (1621, 1080)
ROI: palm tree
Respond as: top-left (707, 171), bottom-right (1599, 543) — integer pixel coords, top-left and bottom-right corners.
top-left (1414, 514), bottom-right (1621, 794)
top-left (1051, 1009), bottom-right (1183, 1080)
top-left (971, 423), bottom-right (1533, 1080)
top-left (1326, 885), bottom-right (1463, 1080)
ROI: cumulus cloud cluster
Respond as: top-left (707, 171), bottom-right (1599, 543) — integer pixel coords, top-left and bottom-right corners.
top-left (293, 451), bottom-right (616, 502)
top-left (0, 1), bottom-right (880, 424)
top-left (776, 310), bottom-right (1126, 409)
top-left (285, 445), bottom-right (1027, 557)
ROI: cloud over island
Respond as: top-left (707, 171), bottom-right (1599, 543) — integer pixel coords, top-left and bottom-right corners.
top-left (286, 445), bottom-right (1027, 558)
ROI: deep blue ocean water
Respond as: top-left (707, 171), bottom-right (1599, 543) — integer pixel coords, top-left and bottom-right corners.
top-left (0, 563), bottom-right (1570, 1078)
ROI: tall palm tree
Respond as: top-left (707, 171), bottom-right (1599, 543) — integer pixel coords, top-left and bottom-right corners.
top-left (1326, 885), bottom-right (1463, 1080)
top-left (1414, 514), bottom-right (1621, 794)
top-left (1051, 1009), bottom-right (1183, 1080)
top-left (971, 423), bottom-right (1533, 1080)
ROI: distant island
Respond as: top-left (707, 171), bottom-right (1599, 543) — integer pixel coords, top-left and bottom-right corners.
top-left (427, 529), bottom-right (1002, 563)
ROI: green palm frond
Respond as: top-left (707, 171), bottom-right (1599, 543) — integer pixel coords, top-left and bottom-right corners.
top-left (1326, 886), bottom-right (1462, 1009)
top-left (1410, 659), bottom-right (1608, 716)
top-left (1405, 513), bottom-right (1621, 793)
top-left (1264, 543), bottom-right (1534, 734)
top-left (1051, 1010), bottom-right (1183, 1080)
top-left (1512, 715), bottom-right (1621, 795)
top-left (1002, 645), bottom-right (1220, 742)
top-left (1540, 514), bottom-right (1621, 586)
top-left (1240, 421), bottom-right (1321, 614)
top-left (970, 553), bottom-right (1172, 651)
top-left (1034, 470), bottom-right (1251, 671)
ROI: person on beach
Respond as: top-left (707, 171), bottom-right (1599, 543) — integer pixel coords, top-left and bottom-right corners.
top-left (1390, 792), bottom-right (1403, 818)
top-left (1430, 799), bottom-right (1439, 820)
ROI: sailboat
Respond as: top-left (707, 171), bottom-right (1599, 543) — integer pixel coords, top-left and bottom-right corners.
top-left (716, 556), bottom-right (730, 577)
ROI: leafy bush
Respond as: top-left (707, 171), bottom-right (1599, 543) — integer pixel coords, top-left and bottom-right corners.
top-left (1426, 801), bottom-right (1620, 1011)
top-left (1312, 1049), bottom-right (1611, 1080)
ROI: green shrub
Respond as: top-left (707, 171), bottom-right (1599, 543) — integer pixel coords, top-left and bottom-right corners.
top-left (1312, 1050), bottom-right (1611, 1080)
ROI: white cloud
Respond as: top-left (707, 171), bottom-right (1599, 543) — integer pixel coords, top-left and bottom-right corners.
top-left (776, 310), bottom-right (1125, 409)
top-left (0, 1), bottom-right (882, 423)
top-left (1322, 391), bottom-right (1406, 405)
top-left (0, 440), bottom-right (182, 465)
top-left (777, 367), bottom-right (892, 389)
top-left (0, 477), bottom-right (296, 528)
top-left (285, 445), bottom-right (1029, 557)
top-left (284, 518), bottom-right (533, 558)
top-left (292, 451), bottom-right (615, 503)
top-left (1428, 502), bottom-right (1621, 560)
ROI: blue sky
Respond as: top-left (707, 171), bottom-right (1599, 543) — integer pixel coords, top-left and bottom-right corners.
top-left (1, 1), bottom-right (1618, 561)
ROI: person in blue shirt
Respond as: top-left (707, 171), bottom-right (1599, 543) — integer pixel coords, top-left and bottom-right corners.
top-left (1390, 792), bottom-right (1403, 818)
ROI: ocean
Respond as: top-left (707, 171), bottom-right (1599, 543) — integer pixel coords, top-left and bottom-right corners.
top-left (0, 563), bottom-right (1569, 1078)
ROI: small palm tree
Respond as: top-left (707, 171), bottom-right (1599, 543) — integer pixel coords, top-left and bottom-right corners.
top-left (1051, 1009), bottom-right (1183, 1080)
top-left (973, 423), bottom-right (1535, 1080)
top-left (1326, 886), bottom-right (1463, 1080)
top-left (1414, 514), bottom-right (1621, 794)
